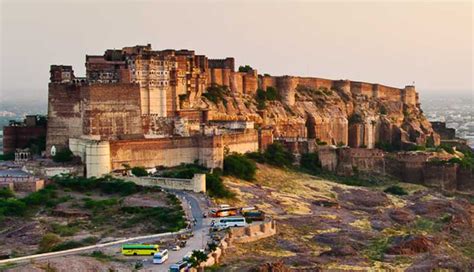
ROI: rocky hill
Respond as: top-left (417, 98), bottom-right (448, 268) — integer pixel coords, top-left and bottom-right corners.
top-left (198, 78), bottom-right (438, 150)
top-left (218, 164), bottom-right (473, 271)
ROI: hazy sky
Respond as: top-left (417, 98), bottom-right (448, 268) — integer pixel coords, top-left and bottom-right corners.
top-left (0, 0), bottom-right (472, 102)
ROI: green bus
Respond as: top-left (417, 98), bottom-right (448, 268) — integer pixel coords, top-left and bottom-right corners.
top-left (121, 244), bottom-right (159, 256)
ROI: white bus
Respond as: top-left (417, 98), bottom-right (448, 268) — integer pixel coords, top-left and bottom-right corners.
top-left (214, 217), bottom-right (247, 229)
top-left (153, 249), bottom-right (169, 264)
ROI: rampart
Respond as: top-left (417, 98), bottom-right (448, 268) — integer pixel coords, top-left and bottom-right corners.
top-left (120, 174), bottom-right (206, 193)
top-left (197, 219), bottom-right (277, 269)
top-left (258, 75), bottom-right (417, 107)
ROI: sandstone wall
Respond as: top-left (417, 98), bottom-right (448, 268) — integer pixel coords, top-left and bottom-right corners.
top-left (222, 130), bottom-right (259, 154)
top-left (109, 137), bottom-right (201, 170)
top-left (82, 83), bottom-right (143, 139)
top-left (46, 83), bottom-right (83, 154)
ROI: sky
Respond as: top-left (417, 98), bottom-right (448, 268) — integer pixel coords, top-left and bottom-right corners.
top-left (0, 0), bottom-right (472, 103)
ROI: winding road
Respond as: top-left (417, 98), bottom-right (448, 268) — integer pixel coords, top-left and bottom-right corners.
top-left (0, 191), bottom-right (211, 272)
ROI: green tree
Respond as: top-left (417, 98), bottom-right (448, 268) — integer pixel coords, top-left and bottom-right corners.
top-left (238, 65), bottom-right (253, 73)
top-left (53, 148), bottom-right (73, 163)
top-left (131, 166), bottom-right (148, 177)
top-left (223, 154), bottom-right (257, 181)
top-left (38, 233), bottom-right (62, 253)
top-left (300, 153), bottom-right (321, 174)
top-left (188, 250), bottom-right (208, 268)
top-left (0, 188), bottom-right (14, 199)
top-left (265, 87), bottom-right (278, 101)
top-left (264, 143), bottom-right (294, 167)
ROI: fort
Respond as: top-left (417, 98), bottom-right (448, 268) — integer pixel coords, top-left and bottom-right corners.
top-left (44, 44), bottom-right (441, 178)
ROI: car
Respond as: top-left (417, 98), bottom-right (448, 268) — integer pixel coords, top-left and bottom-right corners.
top-left (171, 245), bottom-right (181, 251)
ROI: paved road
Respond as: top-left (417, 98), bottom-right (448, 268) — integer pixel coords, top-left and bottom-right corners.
top-left (0, 191), bottom-right (211, 271)
top-left (139, 191), bottom-right (211, 271)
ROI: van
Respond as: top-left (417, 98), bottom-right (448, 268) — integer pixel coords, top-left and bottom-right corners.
top-left (153, 249), bottom-right (168, 264)
top-left (169, 260), bottom-right (189, 272)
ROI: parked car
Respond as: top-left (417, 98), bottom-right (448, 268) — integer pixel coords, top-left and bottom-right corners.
top-left (171, 245), bottom-right (181, 251)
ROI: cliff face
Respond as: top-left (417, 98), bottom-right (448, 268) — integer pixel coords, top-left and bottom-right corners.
top-left (198, 75), bottom-right (439, 149)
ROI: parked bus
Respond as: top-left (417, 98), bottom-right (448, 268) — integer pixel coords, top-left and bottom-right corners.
top-left (209, 207), bottom-right (239, 217)
top-left (213, 217), bottom-right (247, 229)
top-left (121, 244), bottom-right (159, 256)
top-left (169, 260), bottom-right (189, 272)
top-left (153, 249), bottom-right (169, 264)
top-left (243, 210), bottom-right (265, 221)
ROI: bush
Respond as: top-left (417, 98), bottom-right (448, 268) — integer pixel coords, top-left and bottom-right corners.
top-left (238, 65), bottom-right (253, 72)
top-left (53, 148), bottom-right (73, 163)
top-left (380, 105), bottom-right (388, 115)
top-left (159, 163), bottom-right (207, 179)
top-left (375, 141), bottom-right (400, 152)
top-left (206, 173), bottom-right (234, 199)
top-left (265, 87), bottom-right (278, 101)
top-left (0, 198), bottom-right (27, 216)
top-left (264, 143), bottom-right (294, 167)
top-left (22, 186), bottom-right (57, 206)
top-left (188, 250), bottom-right (209, 268)
top-left (384, 185), bottom-right (408, 196)
top-left (131, 166), bottom-right (148, 177)
top-left (245, 152), bottom-right (266, 163)
top-left (203, 85), bottom-right (228, 105)
top-left (300, 153), bottom-right (321, 174)
top-left (50, 223), bottom-right (80, 236)
top-left (223, 154), bottom-right (257, 181)
top-left (38, 233), bottom-right (62, 253)
top-left (0, 152), bottom-right (14, 161)
top-left (0, 188), bottom-right (14, 199)
top-left (53, 175), bottom-right (139, 196)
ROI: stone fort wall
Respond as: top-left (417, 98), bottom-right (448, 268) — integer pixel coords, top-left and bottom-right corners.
top-left (258, 75), bottom-right (418, 106)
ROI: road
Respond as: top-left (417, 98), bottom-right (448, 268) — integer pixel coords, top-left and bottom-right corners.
top-left (121, 191), bottom-right (211, 271)
top-left (0, 191), bottom-right (211, 271)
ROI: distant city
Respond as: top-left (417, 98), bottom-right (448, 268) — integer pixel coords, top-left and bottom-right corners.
top-left (420, 92), bottom-right (474, 148)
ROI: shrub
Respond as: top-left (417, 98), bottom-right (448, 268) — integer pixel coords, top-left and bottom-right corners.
top-left (265, 87), bottom-right (278, 101)
top-left (316, 139), bottom-right (327, 146)
top-left (384, 185), bottom-right (408, 196)
top-left (223, 154), bottom-right (256, 181)
top-left (53, 148), bottom-right (73, 163)
top-left (0, 198), bottom-right (27, 216)
top-left (264, 143), bottom-right (294, 167)
top-left (245, 152), bottom-right (266, 163)
top-left (159, 163), bottom-right (207, 179)
top-left (188, 250), bottom-right (209, 268)
top-left (203, 85), bottom-right (228, 105)
top-left (238, 65), bottom-right (253, 72)
top-left (0, 188), bottom-right (14, 199)
top-left (206, 173), bottom-right (234, 199)
top-left (300, 153), bottom-right (321, 174)
top-left (38, 233), bottom-right (62, 253)
top-left (50, 223), bottom-right (80, 236)
top-left (22, 186), bottom-right (57, 206)
top-left (131, 166), bottom-right (148, 177)
top-left (84, 198), bottom-right (118, 210)
top-left (380, 105), bottom-right (388, 115)
top-left (0, 152), bottom-right (14, 161)
top-left (375, 141), bottom-right (399, 152)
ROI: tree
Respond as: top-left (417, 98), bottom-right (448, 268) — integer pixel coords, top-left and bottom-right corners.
top-left (53, 148), bottom-right (73, 163)
top-left (188, 250), bottom-right (208, 268)
top-left (131, 166), bottom-right (148, 177)
top-left (265, 87), bottom-right (278, 101)
top-left (224, 154), bottom-right (257, 181)
top-left (264, 143), bottom-right (294, 167)
top-left (238, 65), bottom-right (253, 73)
top-left (300, 153), bottom-right (321, 174)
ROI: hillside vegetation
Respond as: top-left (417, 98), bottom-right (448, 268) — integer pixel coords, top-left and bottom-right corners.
top-left (218, 164), bottom-right (473, 271)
